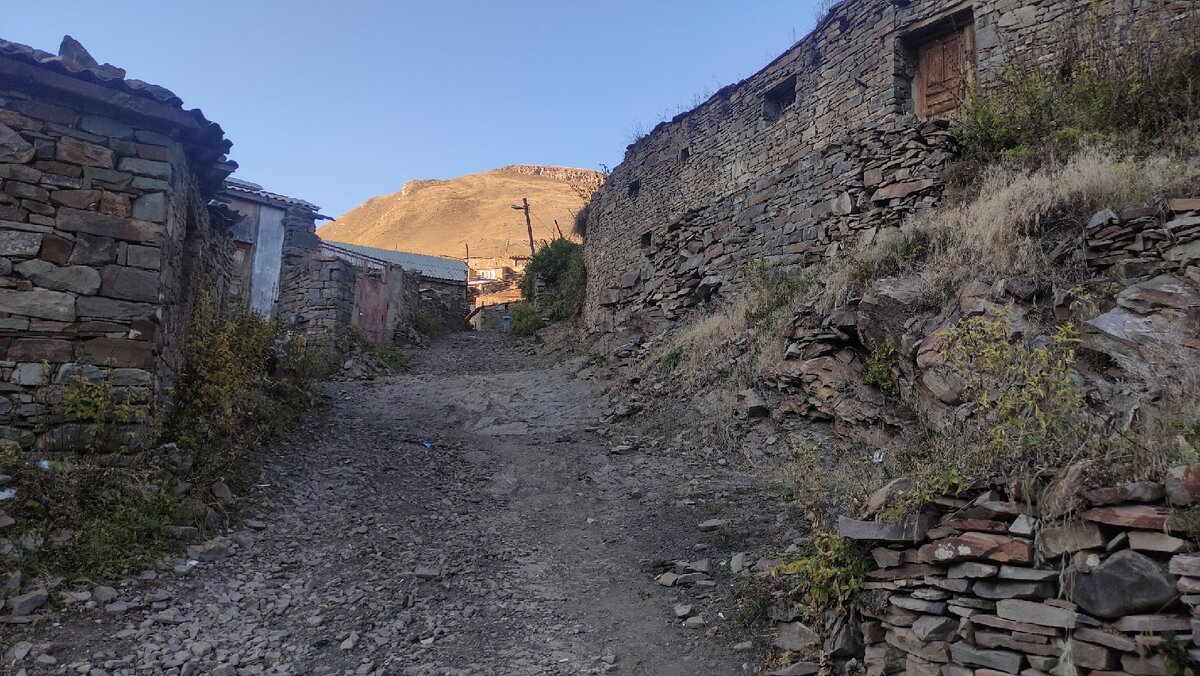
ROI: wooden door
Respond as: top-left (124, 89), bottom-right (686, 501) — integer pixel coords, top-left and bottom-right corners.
top-left (916, 25), bottom-right (974, 118)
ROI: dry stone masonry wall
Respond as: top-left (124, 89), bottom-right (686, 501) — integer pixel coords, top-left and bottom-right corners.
top-left (275, 253), bottom-right (357, 343)
top-left (827, 468), bottom-right (1200, 675)
top-left (581, 0), bottom-right (1190, 332)
top-left (0, 38), bottom-right (234, 453)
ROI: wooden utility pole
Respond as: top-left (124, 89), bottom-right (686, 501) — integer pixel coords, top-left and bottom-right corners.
top-left (511, 198), bottom-right (535, 256)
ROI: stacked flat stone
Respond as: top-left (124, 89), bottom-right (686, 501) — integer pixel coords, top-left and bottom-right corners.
top-left (837, 467), bottom-right (1200, 675)
top-left (594, 121), bottom-right (955, 325)
top-left (581, 0), bottom-right (1191, 332)
top-left (274, 253), bottom-right (356, 341)
top-left (1081, 199), bottom-right (1200, 279)
top-left (0, 86), bottom-right (231, 452)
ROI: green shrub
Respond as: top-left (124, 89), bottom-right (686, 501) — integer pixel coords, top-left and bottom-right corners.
top-left (413, 310), bottom-right (446, 339)
top-left (742, 259), bottom-right (821, 323)
top-left (957, 12), bottom-right (1200, 158)
top-left (169, 294), bottom-right (317, 489)
top-left (0, 448), bottom-right (204, 584)
top-left (861, 343), bottom-right (899, 397)
top-left (509, 301), bottom-right (546, 337)
top-left (63, 366), bottom-right (149, 450)
top-left (948, 315), bottom-right (1086, 468)
top-left (773, 528), bottom-right (871, 613)
top-left (349, 327), bottom-right (410, 372)
top-left (660, 347), bottom-right (684, 373)
top-left (520, 237), bottom-right (586, 320)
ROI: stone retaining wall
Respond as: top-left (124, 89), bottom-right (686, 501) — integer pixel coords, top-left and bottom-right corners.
top-left (821, 470), bottom-right (1200, 675)
top-left (580, 0), bottom-right (1192, 332)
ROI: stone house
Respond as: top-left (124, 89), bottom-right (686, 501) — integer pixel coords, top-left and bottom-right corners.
top-left (0, 37), bottom-right (236, 452)
top-left (320, 240), bottom-right (469, 320)
top-left (580, 0), bottom-right (1191, 332)
top-left (280, 241), bottom-right (422, 345)
top-left (467, 288), bottom-right (522, 331)
top-left (218, 178), bottom-right (326, 317)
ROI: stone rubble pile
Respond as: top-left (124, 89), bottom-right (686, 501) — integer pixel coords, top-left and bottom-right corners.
top-left (767, 199), bottom-right (1200, 446)
top-left (830, 468), bottom-right (1200, 675)
top-left (1081, 199), bottom-right (1200, 279)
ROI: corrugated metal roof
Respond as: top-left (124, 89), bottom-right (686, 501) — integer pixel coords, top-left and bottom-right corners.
top-left (320, 240), bottom-right (468, 282)
top-left (224, 178), bottom-right (322, 212)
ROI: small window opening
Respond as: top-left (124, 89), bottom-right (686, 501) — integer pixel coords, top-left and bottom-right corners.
top-left (680, 147), bottom-right (690, 162)
top-left (640, 232), bottom-right (652, 248)
top-left (628, 180), bottom-right (641, 198)
top-left (763, 75), bottom-right (797, 122)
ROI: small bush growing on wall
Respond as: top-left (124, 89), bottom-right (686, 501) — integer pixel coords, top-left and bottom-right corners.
top-left (956, 9), bottom-right (1200, 158)
top-left (520, 237), bottom-right (586, 321)
top-left (0, 447), bottom-right (204, 583)
top-left (773, 526), bottom-right (872, 613)
top-left (948, 315), bottom-right (1087, 470)
top-left (861, 343), bottom-right (900, 397)
top-left (63, 366), bottom-right (149, 450)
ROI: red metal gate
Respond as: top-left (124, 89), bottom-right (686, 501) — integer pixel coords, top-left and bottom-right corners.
top-left (352, 273), bottom-right (388, 343)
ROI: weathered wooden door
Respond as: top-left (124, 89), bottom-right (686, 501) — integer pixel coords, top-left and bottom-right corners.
top-left (352, 273), bottom-right (388, 344)
top-left (916, 24), bottom-right (975, 119)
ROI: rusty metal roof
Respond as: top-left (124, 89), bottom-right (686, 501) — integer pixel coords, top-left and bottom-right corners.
top-left (320, 240), bottom-right (468, 283)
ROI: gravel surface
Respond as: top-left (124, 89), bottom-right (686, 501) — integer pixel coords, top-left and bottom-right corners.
top-left (8, 332), bottom-right (782, 675)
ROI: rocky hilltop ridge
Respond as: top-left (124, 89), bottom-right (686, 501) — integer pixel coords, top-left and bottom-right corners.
top-left (319, 164), bottom-right (604, 258)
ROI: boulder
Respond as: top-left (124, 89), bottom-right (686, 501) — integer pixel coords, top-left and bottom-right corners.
top-left (1068, 550), bottom-right (1178, 619)
top-left (864, 478), bottom-right (914, 517)
top-left (948, 642), bottom-right (1022, 673)
top-left (1083, 481), bottom-right (1164, 506)
top-left (839, 512), bottom-right (932, 543)
top-left (995, 599), bottom-right (1084, 628)
top-left (775, 621), bottom-right (819, 651)
top-left (1038, 521), bottom-right (1104, 558)
top-left (1166, 464), bottom-right (1200, 506)
top-left (910, 614), bottom-right (957, 641)
top-left (0, 288), bottom-right (76, 321)
top-left (1039, 463), bottom-right (1089, 519)
top-left (13, 259), bottom-right (101, 295)
top-left (1082, 505), bottom-right (1172, 530)
top-left (6, 587), bottom-right (47, 615)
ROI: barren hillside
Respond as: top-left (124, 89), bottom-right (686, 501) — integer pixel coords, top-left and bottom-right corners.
top-left (319, 165), bottom-right (605, 258)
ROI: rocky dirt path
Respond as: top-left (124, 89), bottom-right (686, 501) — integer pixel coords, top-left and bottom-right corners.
top-left (11, 332), bottom-right (787, 675)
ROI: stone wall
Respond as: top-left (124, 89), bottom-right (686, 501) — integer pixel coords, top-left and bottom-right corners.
top-left (766, 198), bottom-right (1200, 444)
top-left (581, 0), bottom-right (1190, 332)
top-left (0, 41), bottom-right (233, 452)
top-left (275, 252), bottom-right (356, 343)
top-left (818, 468), bottom-right (1200, 675)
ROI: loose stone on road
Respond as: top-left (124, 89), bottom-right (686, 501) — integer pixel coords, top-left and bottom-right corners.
top-left (17, 332), bottom-right (768, 675)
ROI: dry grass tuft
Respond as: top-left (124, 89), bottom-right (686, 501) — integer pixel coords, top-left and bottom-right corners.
top-left (659, 260), bottom-right (823, 391)
top-left (822, 149), bottom-right (1200, 309)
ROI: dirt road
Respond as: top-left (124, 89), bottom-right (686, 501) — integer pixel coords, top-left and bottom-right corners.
top-left (14, 332), bottom-right (784, 675)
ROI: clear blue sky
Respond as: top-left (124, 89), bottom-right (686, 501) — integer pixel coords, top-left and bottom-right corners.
top-left (2, 1), bottom-right (821, 218)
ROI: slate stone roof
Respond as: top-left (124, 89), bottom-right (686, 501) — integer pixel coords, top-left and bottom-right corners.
top-left (0, 36), bottom-right (234, 194)
top-left (320, 240), bottom-right (469, 283)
